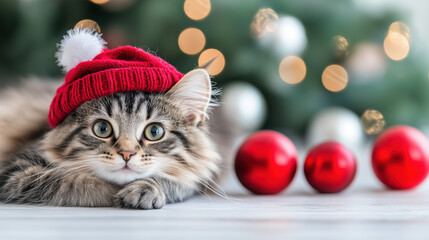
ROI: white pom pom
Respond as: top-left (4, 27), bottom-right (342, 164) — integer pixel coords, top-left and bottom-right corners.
top-left (56, 28), bottom-right (106, 72)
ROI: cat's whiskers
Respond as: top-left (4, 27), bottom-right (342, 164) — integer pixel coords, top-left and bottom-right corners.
top-left (159, 165), bottom-right (211, 199)
top-left (156, 159), bottom-right (233, 201)
top-left (161, 165), bottom-right (227, 201)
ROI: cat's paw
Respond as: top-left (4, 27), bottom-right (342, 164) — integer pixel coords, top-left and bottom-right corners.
top-left (116, 179), bottom-right (166, 210)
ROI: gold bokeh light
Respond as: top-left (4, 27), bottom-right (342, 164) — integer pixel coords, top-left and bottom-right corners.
top-left (178, 28), bottom-right (206, 55)
top-left (384, 21), bottom-right (410, 61)
top-left (74, 19), bottom-right (101, 34)
top-left (322, 64), bottom-right (348, 92)
top-left (384, 32), bottom-right (409, 61)
top-left (279, 56), bottom-right (306, 84)
top-left (89, 0), bottom-right (109, 4)
top-left (388, 21), bottom-right (410, 40)
top-left (250, 8), bottom-right (279, 38)
top-left (333, 35), bottom-right (349, 57)
top-left (361, 109), bottom-right (385, 135)
top-left (198, 48), bottom-right (225, 76)
top-left (184, 0), bottom-right (211, 21)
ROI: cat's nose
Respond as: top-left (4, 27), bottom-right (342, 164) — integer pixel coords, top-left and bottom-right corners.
top-left (118, 150), bottom-right (136, 162)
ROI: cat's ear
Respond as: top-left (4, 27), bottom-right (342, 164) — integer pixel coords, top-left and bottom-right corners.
top-left (167, 69), bottom-right (212, 125)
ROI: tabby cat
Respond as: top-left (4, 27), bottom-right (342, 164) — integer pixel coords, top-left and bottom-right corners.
top-left (0, 68), bottom-right (221, 209)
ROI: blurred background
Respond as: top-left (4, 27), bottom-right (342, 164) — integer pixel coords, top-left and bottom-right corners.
top-left (0, 0), bottom-right (428, 190)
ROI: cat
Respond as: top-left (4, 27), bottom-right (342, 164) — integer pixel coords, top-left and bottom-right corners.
top-left (0, 68), bottom-right (221, 209)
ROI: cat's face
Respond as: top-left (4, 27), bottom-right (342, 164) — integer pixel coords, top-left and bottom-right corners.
top-left (43, 69), bottom-right (220, 186)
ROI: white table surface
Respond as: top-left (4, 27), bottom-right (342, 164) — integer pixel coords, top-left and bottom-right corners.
top-left (1, 140), bottom-right (429, 240)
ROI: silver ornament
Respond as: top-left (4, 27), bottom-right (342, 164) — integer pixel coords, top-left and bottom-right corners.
top-left (220, 82), bottom-right (267, 133)
top-left (258, 15), bottom-right (307, 57)
top-left (307, 107), bottom-right (364, 153)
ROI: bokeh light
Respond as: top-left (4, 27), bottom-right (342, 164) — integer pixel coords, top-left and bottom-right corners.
top-left (322, 64), bottom-right (348, 92)
top-left (384, 21), bottom-right (410, 61)
top-left (388, 21), bottom-right (410, 40)
top-left (250, 8), bottom-right (279, 38)
top-left (384, 32), bottom-right (409, 61)
top-left (74, 19), bottom-right (101, 34)
top-left (361, 109), bottom-right (385, 135)
top-left (178, 28), bottom-right (206, 55)
top-left (279, 56), bottom-right (306, 84)
top-left (333, 35), bottom-right (349, 57)
top-left (184, 0), bottom-right (211, 21)
top-left (89, 0), bottom-right (109, 4)
top-left (198, 48), bottom-right (225, 76)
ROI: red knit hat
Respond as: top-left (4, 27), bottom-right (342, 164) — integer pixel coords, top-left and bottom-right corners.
top-left (49, 29), bottom-right (184, 128)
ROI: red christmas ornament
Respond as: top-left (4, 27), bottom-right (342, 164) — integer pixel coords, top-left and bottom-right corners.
top-left (372, 126), bottom-right (429, 190)
top-left (304, 142), bottom-right (357, 193)
top-left (235, 130), bottom-right (297, 195)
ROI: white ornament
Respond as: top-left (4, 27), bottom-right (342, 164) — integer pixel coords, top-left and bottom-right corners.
top-left (259, 15), bottom-right (307, 57)
top-left (306, 107), bottom-right (364, 153)
top-left (221, 82), bottom-right (267, 133)
top-left (56, 28), bottom-right (106, 72)
top-left (346, 43), bottom-right (386, 82)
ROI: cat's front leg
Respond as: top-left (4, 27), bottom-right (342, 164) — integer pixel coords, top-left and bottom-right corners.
top-left (0, 162), bottom-right (119, 207)
top-left (116, 177), bottom-right (195, 209)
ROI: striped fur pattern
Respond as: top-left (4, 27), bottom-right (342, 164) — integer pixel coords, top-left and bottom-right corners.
top-left (0, 69), bottom-right (221, 209)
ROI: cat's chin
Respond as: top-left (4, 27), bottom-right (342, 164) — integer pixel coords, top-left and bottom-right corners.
top-left (94, 167), bottom-right (152, 185)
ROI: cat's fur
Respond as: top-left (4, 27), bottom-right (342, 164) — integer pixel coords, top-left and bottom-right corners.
top-left (0, 69), bottom-right (221, 209)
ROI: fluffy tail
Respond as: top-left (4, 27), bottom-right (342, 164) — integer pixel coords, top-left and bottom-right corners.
top-left (0, 78), bottom-right (60, 157)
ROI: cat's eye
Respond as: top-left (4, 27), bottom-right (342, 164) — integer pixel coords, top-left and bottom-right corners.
top-left (92, 120), bottom-right (113, 138)
top-left (144, 123), bottom-right (165, 141)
